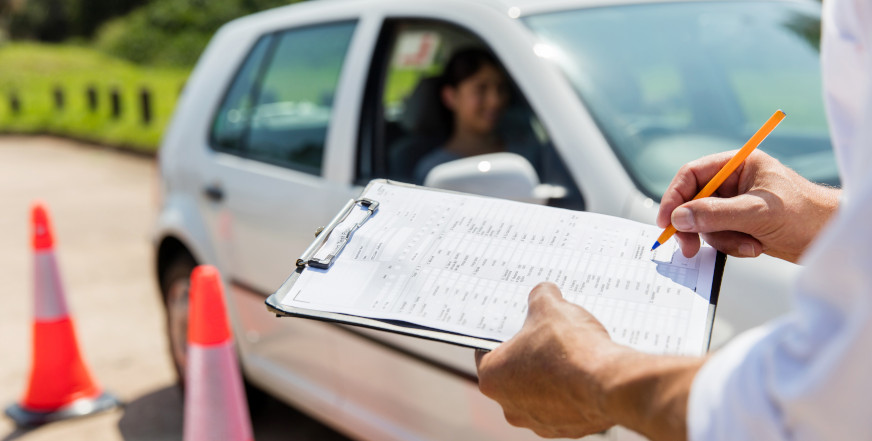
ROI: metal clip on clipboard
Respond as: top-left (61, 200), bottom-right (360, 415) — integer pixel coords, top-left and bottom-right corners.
top-left (296, 198), bottom-right (379, 270)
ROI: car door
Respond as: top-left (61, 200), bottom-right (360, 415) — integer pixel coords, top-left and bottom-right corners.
top-left (330, 16), bottom-right (621, 441)
top-left (199, 20), bottom-right (362, 412)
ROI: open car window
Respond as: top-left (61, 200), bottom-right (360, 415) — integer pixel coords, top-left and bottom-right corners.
top-left (359, 19), bottom-right (585, 211)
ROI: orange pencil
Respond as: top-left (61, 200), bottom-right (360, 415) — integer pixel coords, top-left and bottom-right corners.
top-left (652, 109), bottom-right (787, 250)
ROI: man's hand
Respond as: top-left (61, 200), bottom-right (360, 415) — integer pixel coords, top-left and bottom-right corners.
top-left (657, 150), bottom-right (840, 263)
top-left (476, 283), bottom-right (704, 441)
top-left (475, 282), bottom-right (621, 438)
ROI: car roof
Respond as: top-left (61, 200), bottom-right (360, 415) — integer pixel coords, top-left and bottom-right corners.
top-left (445, 0), bottom-right (738, 16)
top-left (225, 0), bottom-right (817, 39)
top-left (313, 0), bottom-right (815, 18)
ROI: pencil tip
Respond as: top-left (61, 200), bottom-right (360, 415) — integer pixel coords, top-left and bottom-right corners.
top-left (651, 242), bottom-right (660, 251)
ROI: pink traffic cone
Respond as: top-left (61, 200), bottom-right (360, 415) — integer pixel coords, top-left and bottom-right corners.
top-left (184, 265), bottom-right (253, 441)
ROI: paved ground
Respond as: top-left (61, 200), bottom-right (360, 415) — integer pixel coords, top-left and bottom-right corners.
top-left (0, 136), bottom-right (348, 441)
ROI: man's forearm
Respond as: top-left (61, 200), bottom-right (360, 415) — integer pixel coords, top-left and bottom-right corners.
top-left (593, 349), bottom-right (706, 441)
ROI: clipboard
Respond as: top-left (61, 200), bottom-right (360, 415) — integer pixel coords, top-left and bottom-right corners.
top-left (296, 197), bottom-right (380, 270)
top-left (266, 179), bottom-right (726, 352)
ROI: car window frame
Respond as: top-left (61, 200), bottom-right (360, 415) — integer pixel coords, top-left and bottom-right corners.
top-left (355, 19), bottom-right (396, 184)
top-left (207, 19), bottom-right (360, 176)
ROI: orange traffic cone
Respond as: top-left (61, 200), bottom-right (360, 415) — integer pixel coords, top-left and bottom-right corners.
top-left (184, 265), bottom-right (253, 441)
top-left (5, 202), bottom-right (120, 427)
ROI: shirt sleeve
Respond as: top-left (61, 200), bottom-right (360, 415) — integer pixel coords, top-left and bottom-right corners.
top-left (688, 177), bottom-right (872, 441)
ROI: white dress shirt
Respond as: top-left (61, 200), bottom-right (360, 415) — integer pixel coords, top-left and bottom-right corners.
top-left (688, 0), bottom-right (872, 439)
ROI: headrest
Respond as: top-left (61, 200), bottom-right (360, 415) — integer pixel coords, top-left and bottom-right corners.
top-left (398, 76), bottom-right (449, 136)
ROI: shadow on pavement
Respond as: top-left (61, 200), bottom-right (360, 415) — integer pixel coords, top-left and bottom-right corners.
top-left (118, 386), bottom-right (183, 441)
top-left (116, 384), bottom-right (349, 441)
top-left (249, 390), bottom-right (351, 441)
top-left (0, 426), bottom-right (30, 441)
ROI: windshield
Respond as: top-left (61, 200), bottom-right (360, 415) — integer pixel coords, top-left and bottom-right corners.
top-left (525, 1), bottom-right (837, 199)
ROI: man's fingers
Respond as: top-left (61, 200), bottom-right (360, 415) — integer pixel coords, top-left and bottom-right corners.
top-left (701, 231), bottom-right (763, 258)
top-left (675, 231), bottom-right (701, 258)
top-left (674, 193), bottom-right (767, 235)
top-left (673, 230), bottom-right (763, 258)
top-left (657, 151), bottom-right (739, 228)
top-left (476, 346), bottom-right (505, 400)
top-left (475, 349), bottom-right (488, 369)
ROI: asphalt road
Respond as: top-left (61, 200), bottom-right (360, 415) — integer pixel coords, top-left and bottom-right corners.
top-left (0, 136), bottom-right (349, 441)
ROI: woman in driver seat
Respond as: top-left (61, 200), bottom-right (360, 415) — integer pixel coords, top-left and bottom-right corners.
top-left (414, 48), bottom-right (524, 185)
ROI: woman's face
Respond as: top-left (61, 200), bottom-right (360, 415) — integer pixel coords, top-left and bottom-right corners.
top-left (443, 64), bottom-right (509, 135)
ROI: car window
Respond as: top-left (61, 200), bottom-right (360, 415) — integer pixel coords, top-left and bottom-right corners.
top-left (211, 35), bottom-right (274, 155)
top-left (210, 21), bottom-right (357, 175)
top-left (358, 20), bottom-right (585, 210)
top-left (525, 2), bottom-right (836, 199)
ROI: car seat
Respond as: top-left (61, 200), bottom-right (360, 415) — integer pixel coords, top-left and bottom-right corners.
top-left (387, 76), bottom-right (450, 183)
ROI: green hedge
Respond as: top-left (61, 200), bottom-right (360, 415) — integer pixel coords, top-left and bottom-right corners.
top-left (95, 0), bottom-right (301, 67)
top-left (0, 42), bottom-right (189, 153)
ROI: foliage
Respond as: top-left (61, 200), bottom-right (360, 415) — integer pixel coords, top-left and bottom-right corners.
top-left (95, 0), bottom-right (301, 67)
top-left (1, 1), bottom-right (307, 151)
top-left (7, 0), bottom-right (149, 41)
top-left (0, 42), bottom-right (189, 152)
top-left (6, 0), bottom-right (300, 67)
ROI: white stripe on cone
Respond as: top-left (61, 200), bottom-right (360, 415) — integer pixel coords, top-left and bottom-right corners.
top-left (183, 340), bottom-right (253, 441)
top-left (33, 252), bottom-right (70, 321)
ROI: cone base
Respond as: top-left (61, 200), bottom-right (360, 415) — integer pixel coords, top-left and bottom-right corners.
top-left (5, 391), bottom-right (122, 427)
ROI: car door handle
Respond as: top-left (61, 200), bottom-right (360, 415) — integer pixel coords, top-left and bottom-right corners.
top-left (203, 183), bottom-right (224, 202)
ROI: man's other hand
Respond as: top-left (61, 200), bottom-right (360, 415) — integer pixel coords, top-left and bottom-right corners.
top-left (474, 282), bottom-right (620, 438)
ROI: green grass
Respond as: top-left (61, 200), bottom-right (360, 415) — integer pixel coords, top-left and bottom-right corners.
top-left (0, 42), bottom-right (190, 153)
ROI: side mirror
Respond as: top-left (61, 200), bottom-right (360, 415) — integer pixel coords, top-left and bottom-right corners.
top-left (423, 152), bottom-right (566, 204)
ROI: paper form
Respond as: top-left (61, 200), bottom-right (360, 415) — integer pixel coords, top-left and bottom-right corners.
top-left (283, 182), bottom-right (719, 356)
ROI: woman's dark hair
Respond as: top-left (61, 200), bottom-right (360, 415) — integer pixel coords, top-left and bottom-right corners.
top-left (434, 48), bottom-right (506, 135)
top-left (441, 48), bottom-right (502, 88)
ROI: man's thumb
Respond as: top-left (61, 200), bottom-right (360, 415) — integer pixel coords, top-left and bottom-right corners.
top-left (672, 194), bottom-right (765, 235)
top-left (527, 282), bottom-right (563, 318)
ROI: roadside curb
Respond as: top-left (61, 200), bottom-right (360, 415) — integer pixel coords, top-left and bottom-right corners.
top-left (0, 133), bottom-right (156, 159)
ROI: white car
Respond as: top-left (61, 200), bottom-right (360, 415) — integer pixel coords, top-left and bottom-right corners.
top-left (154, 0), bottom-right (835, 439)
